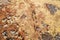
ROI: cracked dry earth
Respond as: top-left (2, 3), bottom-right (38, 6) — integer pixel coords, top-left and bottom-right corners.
top-left (0, 0), bottom-right (60, 40)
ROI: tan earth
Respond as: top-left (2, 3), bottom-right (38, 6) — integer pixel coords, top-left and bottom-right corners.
top-left (0, 0), bottom-right (60, 40)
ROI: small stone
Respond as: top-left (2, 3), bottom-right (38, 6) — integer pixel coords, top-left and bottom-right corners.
top-left (54, 33), bottom-right (60, 40)
top-left (2, 30), bottom-right (7, 36)
top-left (46, 3), bottom-right (57, 15)
top-left (42, 32), bottom-right (53, 40)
